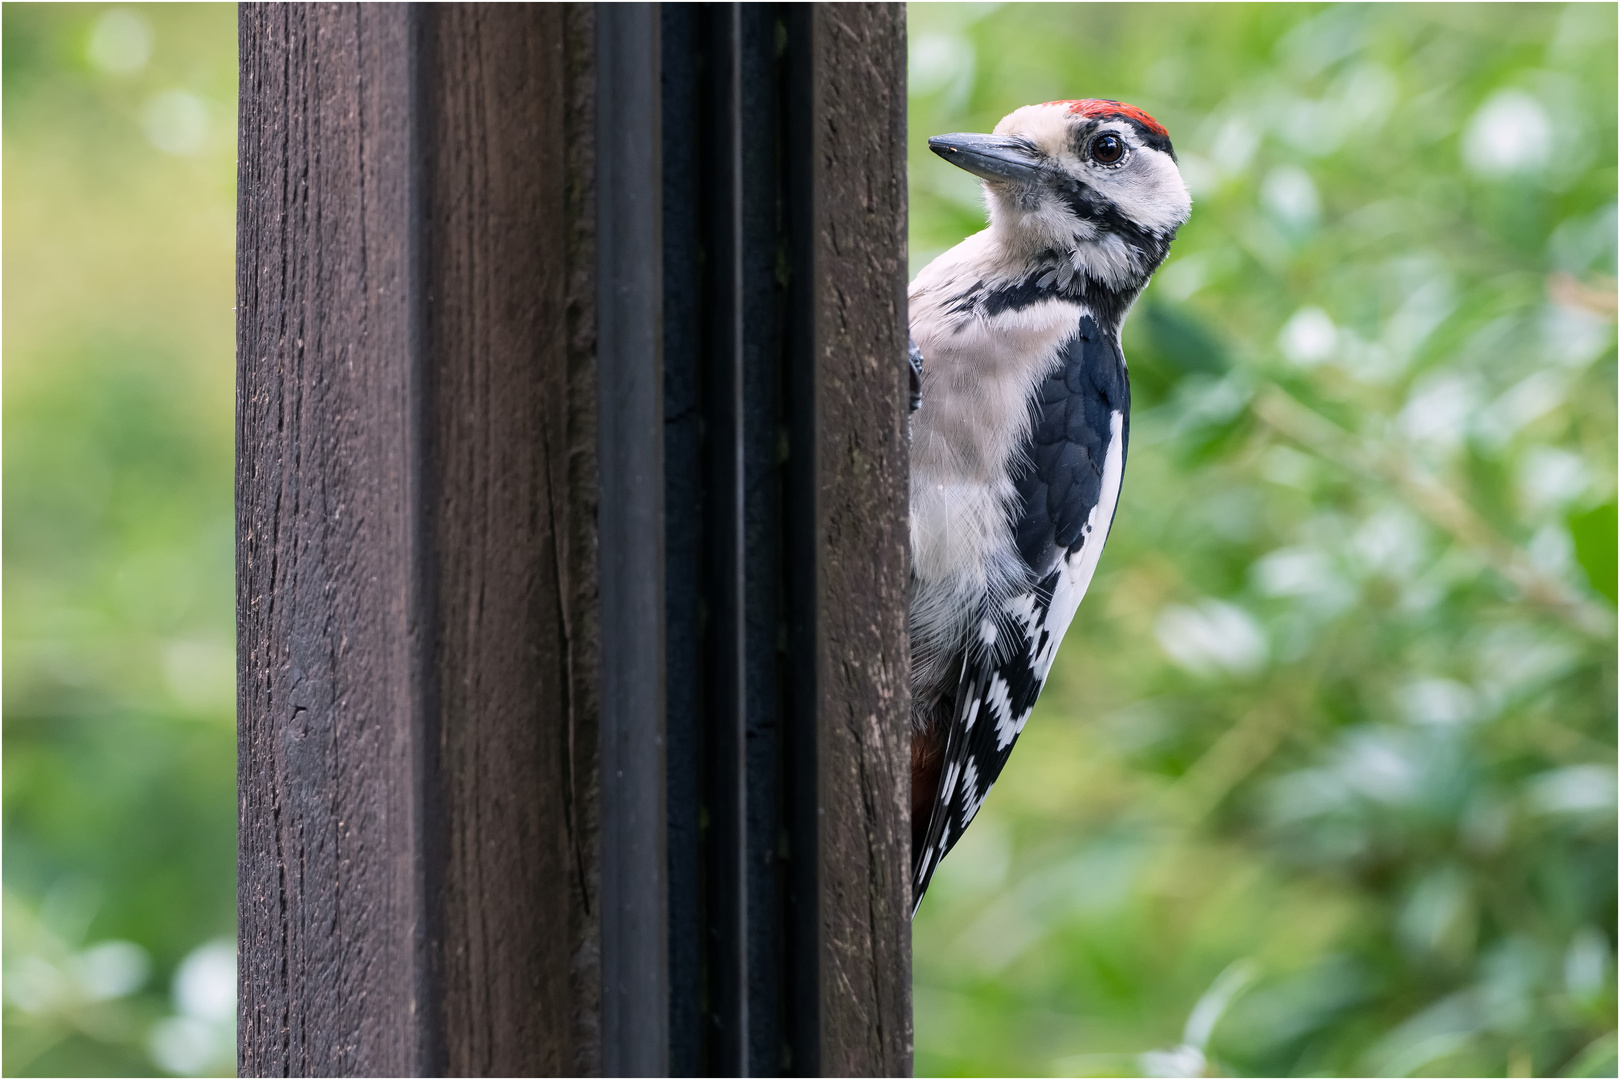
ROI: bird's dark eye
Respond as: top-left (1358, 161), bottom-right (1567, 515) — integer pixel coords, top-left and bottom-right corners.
top-left (1090, 133), bottom-right (1124, 164)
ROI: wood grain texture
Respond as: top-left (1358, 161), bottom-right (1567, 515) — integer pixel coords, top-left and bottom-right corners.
top-left (240, 4), bottom-right (908, 1073)
top-left (236, 8), bottom-right (424, 1071)
top-left (236, 5), bottom-right (598, 1074)
top-left (424, 6), bottom-right (601, 1076)
top-left (806, 5), bottom-right (914, 1076)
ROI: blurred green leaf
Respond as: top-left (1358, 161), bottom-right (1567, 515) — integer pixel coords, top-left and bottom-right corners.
top-left (1563, 1031), bottom-right (1619, 1078)
top-left (1568, 499), bottom-right (1618, 605)
top-left (1125, 301), bottom-right (1230, 408)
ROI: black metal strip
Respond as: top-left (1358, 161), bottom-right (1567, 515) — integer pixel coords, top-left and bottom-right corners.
top-left (662, 5), bottom-right (819, 1073)
top-left (704, 4), bottom-right (751, 1072)
top-left (596, 4), bottom-right (669, 1076)
top-left (780, 6), bottom-right (822, 1075)
top-left (738, 6), bottom-right (789, 1073)
top-left (661, 6), bottom-right (706, 1073)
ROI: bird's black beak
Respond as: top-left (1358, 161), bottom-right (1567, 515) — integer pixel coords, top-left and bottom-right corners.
top-left (928, 133), bottom-right (1042, 183)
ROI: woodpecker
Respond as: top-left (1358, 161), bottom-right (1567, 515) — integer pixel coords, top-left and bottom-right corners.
top-left (909, 99), bottom-right (1190, 912)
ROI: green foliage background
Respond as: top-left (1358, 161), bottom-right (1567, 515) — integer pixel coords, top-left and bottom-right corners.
top-left (1, 3), bottom-right (1614, 1078)
top-left (4, 4), bottom-right (238, 1076)
top-left (908, 3), bottom-right (1618, 1077)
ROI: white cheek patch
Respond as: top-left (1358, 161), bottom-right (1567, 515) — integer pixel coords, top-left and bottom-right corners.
top-left (1095, 148), bottom-right (1191, 234)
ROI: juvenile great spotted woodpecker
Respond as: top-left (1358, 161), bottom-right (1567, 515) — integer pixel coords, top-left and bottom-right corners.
top-left (909, 99), bottom-right (1191, 913)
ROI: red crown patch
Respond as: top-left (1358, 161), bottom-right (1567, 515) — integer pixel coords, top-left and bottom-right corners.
top-left (1043, 98), bottom-right (1168, 139)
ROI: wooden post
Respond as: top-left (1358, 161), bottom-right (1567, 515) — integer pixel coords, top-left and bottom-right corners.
top-left (236, 6), bottom-right (600, 1074)
top-left (798, 9), bottom-right (913, 1072)
top-left (237, 3), bottom-right (908, 1075)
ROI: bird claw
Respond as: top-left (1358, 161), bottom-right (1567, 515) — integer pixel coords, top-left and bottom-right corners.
top-left (908, 337), bottom-right (924, 413)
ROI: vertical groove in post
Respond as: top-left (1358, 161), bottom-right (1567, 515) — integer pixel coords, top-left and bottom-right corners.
top-left (707, 7), bottom-right (749, 1071)
top-left (738, 7), bottom-right (788, 1072)
top-left (407, 9), bottom-right (443, 1077)
top-left (596, 4), bottom-right (669, 1076)
top-left (660, 4), bottom-right (705, 1073)
top-left (658, 4), bottom-right (909, 1074)
top-left (716, 5), bottom-right (751, 1070)
top-left (664, 7), bottom-right (797, 1072)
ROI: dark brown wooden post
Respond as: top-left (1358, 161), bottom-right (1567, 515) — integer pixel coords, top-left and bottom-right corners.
top-left (237, 3), bottom-right (907, 1075)
top-left (236, 5), bottom-right (598, 1074)
top-left (800, 8), bottom-right (913, 1073)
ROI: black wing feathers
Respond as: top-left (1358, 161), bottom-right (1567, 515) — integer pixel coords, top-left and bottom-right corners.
top-left (1014, 317), bottom-right (1130, 574)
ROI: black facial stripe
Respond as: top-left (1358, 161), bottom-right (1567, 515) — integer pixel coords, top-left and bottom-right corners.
top-left (1049, 173), bottom-right (1164, 257)
top-left (941, 219), bottom-right (1174, 327)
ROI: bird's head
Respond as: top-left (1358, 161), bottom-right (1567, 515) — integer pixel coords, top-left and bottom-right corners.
top-left (930, 99), bottom-right (1191, 293)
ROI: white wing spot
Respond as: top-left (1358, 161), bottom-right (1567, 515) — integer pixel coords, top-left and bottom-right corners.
top-left (988, 674), bottom-right (1017, 750)
top-left (939, 759), bottom-right (962, 804)
top-left (959, 759), bottom-right (981, 827)
top-left (962, 776), bottom-right (993, 829)
top-left (1003, 593), bottom-right (1038, 631)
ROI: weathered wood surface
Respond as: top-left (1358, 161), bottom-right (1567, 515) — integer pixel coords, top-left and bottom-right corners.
top-left (236, 5), bottom-right (598, 1075)
top-left (425, 7), bottom-right (600, 1075)
top-left (238, 2), bottom-right (908, 1075)
top-left (801, 5), bottom-right (914, 1075)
